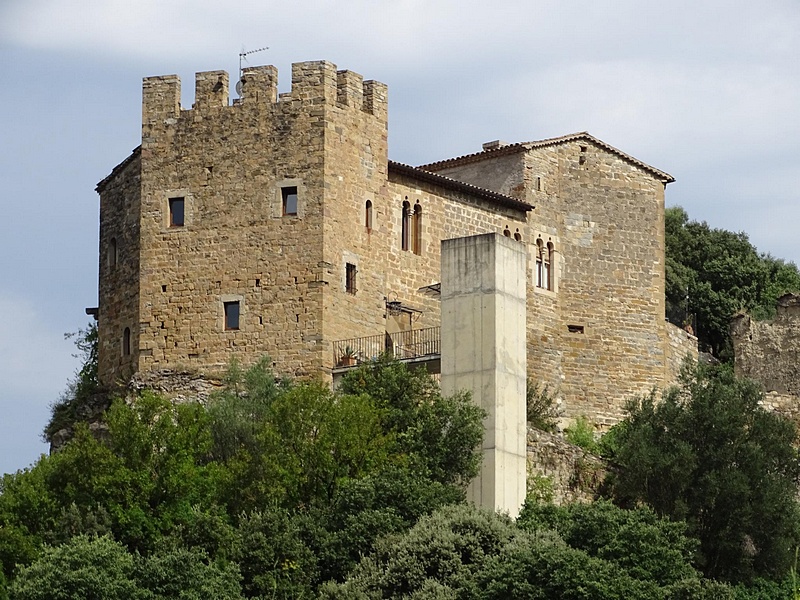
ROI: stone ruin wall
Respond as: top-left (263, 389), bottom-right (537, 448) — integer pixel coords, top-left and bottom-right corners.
top-left (732, 294), bottom-right (800, 417)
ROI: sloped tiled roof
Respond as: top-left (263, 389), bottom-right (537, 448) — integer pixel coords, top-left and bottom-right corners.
top-left (419, 132), bottom-right (675, 184)
top-left (389, 160), bottom-right (533, 212)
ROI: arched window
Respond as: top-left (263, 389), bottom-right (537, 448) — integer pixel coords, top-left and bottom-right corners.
top-left (544, 242), bottom-right (554, 290)
top-left (514, 229), bottom-right (522, 242)
top-left (412, 202), bottom-right (422, 255)
top-left (365, 200), bottom-right (373, 230)
top-left (401, 200), bottom-right (411, 251)
top-left (503, 227), bottom-right (511, 237)
top-left (108, 237), bottom-right (118, 269)
top-left (536, 239), bottom-right (544, 288)
top-left (122, 327), bottom-right (131, 357)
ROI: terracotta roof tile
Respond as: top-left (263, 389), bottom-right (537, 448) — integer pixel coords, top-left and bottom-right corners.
top-left (419, 132), bottom-right (674, 184)
top-left (388, 160), bottom-right (534, 212)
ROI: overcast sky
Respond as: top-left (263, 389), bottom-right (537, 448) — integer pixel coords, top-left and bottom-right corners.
top-left (1, 0), bottom-right (798, 475)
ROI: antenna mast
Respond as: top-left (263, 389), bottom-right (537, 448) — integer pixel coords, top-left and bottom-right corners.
top-left (238, 46), bottom-right (269, 81)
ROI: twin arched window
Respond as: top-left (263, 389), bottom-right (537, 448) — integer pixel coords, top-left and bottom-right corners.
top-left (536, 238), bottom-right (554, 290)
top-left (401, 200), bottom-right (422, 255)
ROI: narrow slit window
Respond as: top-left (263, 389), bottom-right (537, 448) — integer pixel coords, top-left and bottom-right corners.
top-left (365, 199), bottom-right (373, 230)
top-left (122, 327), bottom-right (131, 356)
top-left (282, 186), bottom-right (298, 216)
top-left (169, 197), bottom-right (185, 227)
top-left (346, 263), bottom-right (357, 295)
top-left (568, 324), bottom-right (585, 334)
top-left (224, 301), bottom-right (240, 330)
top-left (108, 237), bottom-right (118, 268)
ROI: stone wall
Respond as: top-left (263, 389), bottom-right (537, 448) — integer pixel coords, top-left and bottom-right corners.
top-left (94, 61), bottom-right (692, 428)
top-left (665, 321), bottom-right (699, 383)
top-left (732, 294), bottom-right (800, 412)
top-left (526, 427), bottom-right (606, 504)
top-left (429, 136), bottom-right (676, 424)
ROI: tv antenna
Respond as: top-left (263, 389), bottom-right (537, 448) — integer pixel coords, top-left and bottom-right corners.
top-left (238, 46), bottom-right (269, 79)
top-left (237, 46), bottom-right (269, 97)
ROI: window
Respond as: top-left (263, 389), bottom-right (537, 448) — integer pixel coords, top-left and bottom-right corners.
top-left (224, 301), bottom-right (240, 330)
top-left (108, 237), bottom-right (118, 268)
top-left (122, 327), bottom-right (131, 356)
top-left (169, 197), bottom-right (185, 227)
top-left (545, 242), bottom-right (554, 289)
top-left (346, 263), bottom-right (357, 294)
top-left (536, 239), bottom-right (544, 287)
top-left (514, 229), bottom-right (522, 242)
top-left (282, 186), bottom-right (298, 216)
top-left (503, 228), bottom-right (511, 238)
top-left (401, 200), bottom-right (411, 251)
top-left (365, 200), bottom-right (373, 230)
top-left (412, 202), bottom-right (422, 255)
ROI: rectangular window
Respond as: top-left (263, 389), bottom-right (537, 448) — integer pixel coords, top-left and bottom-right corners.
top-left (169, 197), bottom-right (185, 227)
top-left (282, 186), bottom-right (298, 216)
top-left (224, 301), bottom-right (240, 330)
top-left (346, 263), bottom-right (357, 295)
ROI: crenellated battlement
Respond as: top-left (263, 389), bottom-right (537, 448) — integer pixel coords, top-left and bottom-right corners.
top-left (141, 60), bottom-right (387, 128)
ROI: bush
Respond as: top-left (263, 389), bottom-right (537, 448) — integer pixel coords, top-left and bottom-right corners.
top-left (565, 415), bottom-right (599, 454)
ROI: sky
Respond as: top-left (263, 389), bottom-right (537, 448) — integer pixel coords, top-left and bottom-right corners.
top-left (1, 0), bottom-right (798, 475)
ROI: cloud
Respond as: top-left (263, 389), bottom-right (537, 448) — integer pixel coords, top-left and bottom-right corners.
top-left (0, 294), bottom-right (79, 474)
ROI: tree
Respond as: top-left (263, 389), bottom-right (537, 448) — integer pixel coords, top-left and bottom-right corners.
top-left (338, 356), bottom-right (485, 486)
top-left (9, 535), bottom-right (141, 600)
top-left (607, 361), bottom-right (800, 582)
top-left (45, 324), bottom-right (102, 441)
top-left (665, 206), bottom-right (800, 360)
top-left (517, 499), bottom-right (699, 587)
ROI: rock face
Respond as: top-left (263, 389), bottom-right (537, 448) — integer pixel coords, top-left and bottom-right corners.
top-left (731, 294), bottom-right (800, 415)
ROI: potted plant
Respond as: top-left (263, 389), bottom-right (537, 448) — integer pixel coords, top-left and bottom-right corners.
top-left (339, 346), bottom-right (358, 367)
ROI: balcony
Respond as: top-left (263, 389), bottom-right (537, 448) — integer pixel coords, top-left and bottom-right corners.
top-left (332, 326), bottom-right (441, 372)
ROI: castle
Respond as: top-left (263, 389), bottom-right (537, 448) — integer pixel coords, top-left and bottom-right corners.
top-left (92, 60), bottom-right (697, 427)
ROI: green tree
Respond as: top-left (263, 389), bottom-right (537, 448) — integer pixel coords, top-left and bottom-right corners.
top-left (320, 504), bottom-right (516, 599)
top-left (607, 362), bottom-right (800, 582)
top-left (517, 499), bottom-right (699, 587)
top-left (665, 206), bottom-right (800, 360)
top-left (10, 535), bottom-right (142, 600)
top-left (338, 356), bottom-right (485, 486)
top-left (45, 324), bottom-right (102, 441)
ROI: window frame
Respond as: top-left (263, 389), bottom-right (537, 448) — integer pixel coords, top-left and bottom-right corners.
top-left (345, 262), bottom-right (357, 295)
top-left (224, 301), bottom-right (240, 331)
top-left (168, 197), bottom-right (185, 227)
top-left (281, 186), bottom-right (298, 216)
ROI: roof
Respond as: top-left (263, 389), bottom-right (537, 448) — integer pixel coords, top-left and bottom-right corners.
top-left (419, 132), bottom-right (675, 184)
top-left (388, 161), bottom-right (534, 212)
top-left (96, 146), bottom-right (141, 192)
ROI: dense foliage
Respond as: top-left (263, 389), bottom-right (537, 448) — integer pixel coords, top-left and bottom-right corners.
top-left (0, 358), bottom-right (484, 598)
top-left (665, 206), bottom-right (800, 360)
top-left (322, 501), bottom-right (750, 599)
top-left (606, 361), bottom-right (800, 583)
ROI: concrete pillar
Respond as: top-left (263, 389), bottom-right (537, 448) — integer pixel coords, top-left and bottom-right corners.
top-left (441, 233), bottom-right (527, 518)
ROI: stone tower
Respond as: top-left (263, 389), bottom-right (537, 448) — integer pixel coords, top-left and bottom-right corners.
top-left (96, 61), bottom-right (388, 384)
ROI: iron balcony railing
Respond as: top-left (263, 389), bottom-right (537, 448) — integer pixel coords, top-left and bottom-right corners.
top-left (333, 326), bottom-right (440, 367)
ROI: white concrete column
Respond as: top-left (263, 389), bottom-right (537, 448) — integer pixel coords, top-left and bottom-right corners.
top-left (441, 233), bottom-right (527, 518)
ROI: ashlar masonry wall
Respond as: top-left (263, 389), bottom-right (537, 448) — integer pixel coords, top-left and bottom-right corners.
top-left (97, 62), bottom-right (390, 384)
top-left (430, 136), bottom-right (673, 425)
